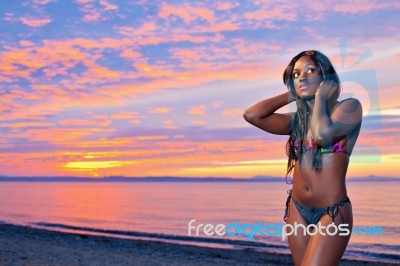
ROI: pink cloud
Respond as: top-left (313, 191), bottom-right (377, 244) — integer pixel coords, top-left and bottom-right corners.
top-left (243, 8), bottom-right (296, 22)
top-left (212, 100), bottom-right (224, 108)
top-left (111, 111), bottom-right (138, 120)
top-left (58, 119), bottom-right (89, 126)
top-left (33, 0), bottom-right (55, 4)
top-left (20, 17), bottom-right (52, 27)
top-left (83, 9), bottom-right (102, 22)
top-left (216, 2), bottom-right (238, 11)
top-left (189, 6), bottom-right (215, 23)
top-left (19, 40), bottom-right (35, 47)
top-left (159, 4), bottom-right (193, 24)
top-left (0, 121), bottom-right (55, 128)
top-left (16, 127), bottom-right (107, 144)
top-left (0, 35), bottom-right (287, 117)
top-left (75, 0), bottom-right (119, 23)
top-left (135, 22), bottom-right (157, 35)
top-left (172, 50), bottom-right (200, 61)
top-left (159, 4), bottom-right (215, 24)
top-left (334, 0), bottom-right (400, 14)
top-left (58, 115), bottom-right (111, 127)
top-left (100, 0), bottom-right (118, 10)
top-left (208, 21), bottom-right (238, 32)
top-left (88, 115), bottom-right (112, 127)
top-left (163, 120), bottom-right (177, 129)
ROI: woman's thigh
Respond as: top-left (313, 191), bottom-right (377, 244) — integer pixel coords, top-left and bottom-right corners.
top-left (300, 203), bottom-right (353, 266)
top-left (286, 199), bottom-right (310, 266)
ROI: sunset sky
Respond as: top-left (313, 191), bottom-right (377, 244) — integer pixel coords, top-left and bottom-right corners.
top-left (0, 0), bottom-right (399, 178)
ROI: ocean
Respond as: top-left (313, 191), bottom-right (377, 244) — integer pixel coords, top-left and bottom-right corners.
top-left (0, 181), bottom-right (399, 264)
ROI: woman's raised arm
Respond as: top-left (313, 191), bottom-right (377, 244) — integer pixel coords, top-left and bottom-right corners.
top-left (243, 91), bottom-right (295, 135)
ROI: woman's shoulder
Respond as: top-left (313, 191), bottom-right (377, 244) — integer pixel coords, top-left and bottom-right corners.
top-left (336, 98), bottom-right (362, 110)
top-left (333, 98), bottom-right (363, 116)
top-left (332, 98), bottom-right (363, 127)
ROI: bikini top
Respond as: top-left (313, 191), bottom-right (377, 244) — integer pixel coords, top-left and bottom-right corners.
top-left (292, 137), bottom-right (349, 158)
top-left (289, 113), bottom-right (349, 158)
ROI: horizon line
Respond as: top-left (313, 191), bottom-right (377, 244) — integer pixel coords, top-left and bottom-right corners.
top-left (0, 175), bottom-right (399, 181)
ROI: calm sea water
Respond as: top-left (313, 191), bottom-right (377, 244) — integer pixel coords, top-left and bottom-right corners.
top-left (0, 181), bottom-right (399, 263)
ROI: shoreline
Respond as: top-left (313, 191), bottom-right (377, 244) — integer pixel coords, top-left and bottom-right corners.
top-left (0, 223), bottom-right (397, 265)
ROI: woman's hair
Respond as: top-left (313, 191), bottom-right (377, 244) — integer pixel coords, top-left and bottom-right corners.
top-left (283, 50), bottom-right (341, 183)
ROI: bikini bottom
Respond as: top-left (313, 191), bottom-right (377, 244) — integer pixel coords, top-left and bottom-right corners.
top-left (283, 189), bottom-right (351, 225)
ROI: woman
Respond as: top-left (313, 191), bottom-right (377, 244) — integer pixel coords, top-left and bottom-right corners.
top-left (243, 50), bottom-right (363, 266)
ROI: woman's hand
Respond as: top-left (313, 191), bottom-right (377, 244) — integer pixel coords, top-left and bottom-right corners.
top-left (315, 80), bottom-right (338, 101)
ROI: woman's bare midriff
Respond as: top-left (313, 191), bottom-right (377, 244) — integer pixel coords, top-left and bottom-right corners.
top-left (291, 152), bottom-right (349, 208)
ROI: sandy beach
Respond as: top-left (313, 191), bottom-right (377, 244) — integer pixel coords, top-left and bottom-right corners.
top-left (0, 223), bottom-right (397, 265)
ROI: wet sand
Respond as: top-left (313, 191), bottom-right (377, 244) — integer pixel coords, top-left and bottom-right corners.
top-left (0, 223), bottom-right (396, 265)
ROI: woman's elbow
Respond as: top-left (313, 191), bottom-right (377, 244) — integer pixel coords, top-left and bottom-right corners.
top-left (243, 109), bottom-right (256, 123)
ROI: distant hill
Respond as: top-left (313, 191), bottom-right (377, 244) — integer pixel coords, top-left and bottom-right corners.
top-left (347, 175), bottom-right (400, 182)
top-left (0, 175), bottom-right (398, 182)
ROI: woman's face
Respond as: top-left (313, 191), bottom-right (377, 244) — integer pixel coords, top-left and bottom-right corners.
top-left (292, 56), bottom-right (322, 99)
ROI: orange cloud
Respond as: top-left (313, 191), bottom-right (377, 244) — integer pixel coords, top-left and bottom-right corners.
top-left (0, 122), bottom-right (55, 128)
top-left (65, 160), bottom-right (133, 170)
top-left (87, 64), bottom-right (121, 79)
top-left (134, 63), bottom-right (175, 78)
top-left (120, 49), bottom-right (141, 58)
top-left (135, 135), bottom-right (169, 141)
top-left (148, 108), bottom-right (173, 114)
top-left (222, 108), bottom-right (243, 117)
top-left (192, 120), bottom-right (206, 125)
top-left (19, 127), bottom-right (114, 144)
top-left (129, 119), bottom-right (141, 124)
top-left (188, 105), bottom-right (207, 116)
top-left (0, 134), bottom-right (398, 177)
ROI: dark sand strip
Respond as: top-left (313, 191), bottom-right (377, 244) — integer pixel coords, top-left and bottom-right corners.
top-left (0, 223), bottom-right (396, 265)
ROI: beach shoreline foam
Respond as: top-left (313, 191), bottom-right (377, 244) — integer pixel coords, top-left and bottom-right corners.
top-left (0, 223), bottom-right (397, 265)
